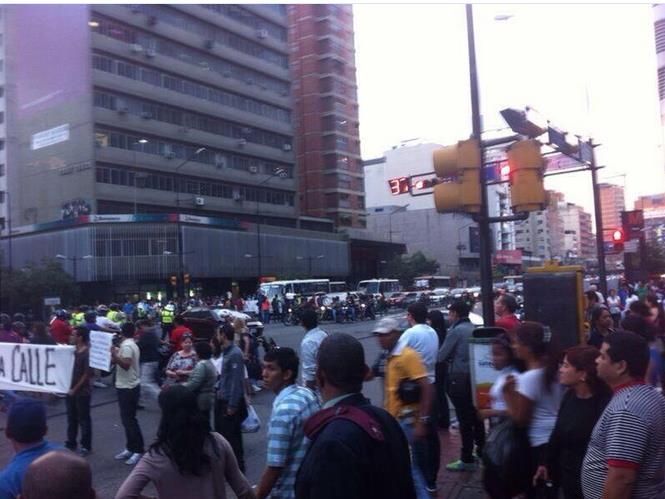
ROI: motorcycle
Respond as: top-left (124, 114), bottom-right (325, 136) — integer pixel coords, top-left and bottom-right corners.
top-left (358, 302), bottom-right (376, 321)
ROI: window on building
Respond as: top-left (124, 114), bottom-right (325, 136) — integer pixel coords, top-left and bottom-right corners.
top-left (0, 191), bottom-right (5, 203)
top-left (0, 164), bottom-right (4, 177)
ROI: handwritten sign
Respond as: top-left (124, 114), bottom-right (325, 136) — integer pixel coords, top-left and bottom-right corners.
top-left (0, 343), bottom-right (74, 394)
top-left (89, 331), bottom-right (114, 372)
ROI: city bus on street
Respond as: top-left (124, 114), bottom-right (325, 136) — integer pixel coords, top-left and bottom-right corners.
top-left (260, 279), bottom-right (330, 301)
top-left (357, 278), bottom-right (402, 298)
top-left (413, 275), bottom-right (453, 291)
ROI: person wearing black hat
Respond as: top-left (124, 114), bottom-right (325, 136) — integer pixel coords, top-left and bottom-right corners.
top-left (0, 398), bottom-right (60, 499)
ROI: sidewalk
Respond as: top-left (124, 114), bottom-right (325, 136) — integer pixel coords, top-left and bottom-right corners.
top-left (434, 428), bottom-right (486, 499)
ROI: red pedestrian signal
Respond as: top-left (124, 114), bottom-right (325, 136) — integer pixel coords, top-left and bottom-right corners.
top-left (388, 177), bottom-right (410, 196)
top-left (612, 229), bottom-right (624, 242)
top-left (612, 228), bottom-right (624, 252)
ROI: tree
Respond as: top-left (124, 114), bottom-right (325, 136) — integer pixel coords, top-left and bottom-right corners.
top-left (0, 258), bottom-right (78, 315)
top-left (644, 240), bottom-right (665, 275)
top-left (385, 251), bottom-right (440, 287)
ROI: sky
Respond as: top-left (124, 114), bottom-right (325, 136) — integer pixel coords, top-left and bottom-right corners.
top-left (353, 3), bottom-right (665, 215)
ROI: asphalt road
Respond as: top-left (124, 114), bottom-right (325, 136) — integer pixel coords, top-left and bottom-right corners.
top-left (0, 314), bottom-right (400, 499)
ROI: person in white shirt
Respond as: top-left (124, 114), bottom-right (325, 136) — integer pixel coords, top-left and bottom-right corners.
top-left (478, 336), bottom-right (519, 425)
top-left (398, 302), bottom-right (440, 493)
top-left (111, 322), bottom-right (144, 466)
top-left (503, 321), bottom-right (563, 499)
top-left (299, 309), bottom-right (327, 391)
top-left (95, 305), bottom-right (121, 332)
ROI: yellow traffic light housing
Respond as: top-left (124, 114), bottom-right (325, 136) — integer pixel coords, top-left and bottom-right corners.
top-left (432, 139), bottom-right (481, 214)
top-left (184, 273), bottom-right (191, 285)
top-left (507, 139), bottom-right (546, 213)
top-left (170, 275), bottom-right (177, 287)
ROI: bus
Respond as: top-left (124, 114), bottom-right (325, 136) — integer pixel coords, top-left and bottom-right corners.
top-left (357, 279), bottom-right (402, 298)
top-left (413, 275), bottom-right (453, 291)
top-left (259, 279), bottom-right (330, 301)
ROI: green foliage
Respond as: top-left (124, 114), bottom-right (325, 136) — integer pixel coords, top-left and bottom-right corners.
top-left (385, 251), bottom-right (440, 287)
top-left (644, 240), bottom-right (665, 275)
top-left (0, 258), bottom-right (79, 314)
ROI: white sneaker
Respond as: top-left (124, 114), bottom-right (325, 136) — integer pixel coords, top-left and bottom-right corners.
top-left (93, 381), bottom-right (108, 388)
top-left (114, 449), bottom-right (132, 460)
top-left (125, 453), bottom-right (142, 465)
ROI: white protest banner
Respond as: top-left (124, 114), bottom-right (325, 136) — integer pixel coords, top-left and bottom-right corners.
top-left (0, 343), bottom-right (74, 394)
top-left (89, 331), bottom-right (114, 372)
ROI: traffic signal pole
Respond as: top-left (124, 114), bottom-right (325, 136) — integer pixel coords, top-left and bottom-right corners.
top-left (589, 140), bottom-right (608, 298)
top-left (466, 4), bottom-right (495, 326)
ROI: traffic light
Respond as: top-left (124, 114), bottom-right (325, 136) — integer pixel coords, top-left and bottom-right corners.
top-left (170, 275), bottom-right (177, 287)
top-left (431, 138), bottom-right (481, 213)
top-left (183, 273), bottom-right (191, 286)
top-left (506, 139), bottom-right (547, 213)
top-left (612, 228), bottom-right (624, 252)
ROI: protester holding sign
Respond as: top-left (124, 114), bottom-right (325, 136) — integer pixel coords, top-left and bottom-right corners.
top-left (66, 327), bottom-right (93, 457)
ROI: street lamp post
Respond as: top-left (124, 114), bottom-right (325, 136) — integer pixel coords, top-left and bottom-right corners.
top-left (254, 168), bottom-right (287, 284)
top-left (296, 254), bottom-right (324, 276)
top-left (388, 204), bottom-right (409, 243)
top-left (466, 4), bottom-right (495, 326)
top-left (173, 147), bottom-right (206, 299)
top-left (133, 139), bottom-right (149, 215)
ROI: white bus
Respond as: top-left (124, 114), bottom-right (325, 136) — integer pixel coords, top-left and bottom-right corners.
top-left (357, 279), bottom-right (402, 298)
top-left (259, 279), bottom-right (330, 301)
top-left (413, 275), bottom-right (453, 291)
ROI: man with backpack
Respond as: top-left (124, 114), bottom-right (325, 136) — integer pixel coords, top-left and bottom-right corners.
top-left (295, 333), bottom-right (415, 499)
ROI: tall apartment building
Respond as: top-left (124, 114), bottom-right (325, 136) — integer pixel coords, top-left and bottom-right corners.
top-left (654, 5), bottom-right (665, 172)
top-left (635, 192), bottom-right (665, 244)
top-left (514, 190), bottom-right (566, 260)
top-left (561, 202), bottom-right (595, 259)
top-left (599, 183), bottom-right (626, 241)
top-left (288, 4), bottom-right (365, 228)
top-left (0, 6), bottom-right (6, 237)
top-left (0, 5), bottom-right (354, 298)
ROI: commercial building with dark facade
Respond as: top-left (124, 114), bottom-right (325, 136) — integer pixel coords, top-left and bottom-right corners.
top-left (0, 5), bottom-right (398, 301)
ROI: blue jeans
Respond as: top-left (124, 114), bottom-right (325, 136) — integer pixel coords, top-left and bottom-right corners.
top-left (400, 419), bottom-right (430, 499)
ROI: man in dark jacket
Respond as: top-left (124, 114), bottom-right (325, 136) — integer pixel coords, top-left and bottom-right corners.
top-left (135, 319), bottom-right (163, 404)
top-left (295, 333), bottom-right (416, 499)
top-left (216, 323), bottom-right (247, 472)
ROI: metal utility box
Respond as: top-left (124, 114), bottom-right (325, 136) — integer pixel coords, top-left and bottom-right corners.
top-left (523, 262), bottom-right (585, 350)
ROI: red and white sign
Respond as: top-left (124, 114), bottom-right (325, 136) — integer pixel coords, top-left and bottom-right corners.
top-left (494, 249), bottom-right (523, 265)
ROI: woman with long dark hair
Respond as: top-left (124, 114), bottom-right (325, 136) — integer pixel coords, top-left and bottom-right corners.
top-left (115, 385), bottom-right (255, 499)
top-left (587, 306), bottom-right (614, 349)
top-left (428, 309), bottom-right (450, 429)
top-left (503, 321), bottom-right (564, 498)
top-left (533, 346), bottom-right (611, 499)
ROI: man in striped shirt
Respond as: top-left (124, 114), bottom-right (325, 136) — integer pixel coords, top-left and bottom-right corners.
top-left (256, 347), bottom-right (320, 499)
top-left (582, 331), bottom-right (665, 499)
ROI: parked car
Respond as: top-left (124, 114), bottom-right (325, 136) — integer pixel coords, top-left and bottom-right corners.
top-left (179, 307), bottom-right (263, 342)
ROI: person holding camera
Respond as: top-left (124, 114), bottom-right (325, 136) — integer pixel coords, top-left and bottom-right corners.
top-left (372, 317), bottom-right (432, 499)
top-left (111, 322), bottom-right (145, 466)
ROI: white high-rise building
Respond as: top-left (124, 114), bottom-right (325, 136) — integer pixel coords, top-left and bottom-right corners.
top-left (363, 140), bottom-right (513, 280)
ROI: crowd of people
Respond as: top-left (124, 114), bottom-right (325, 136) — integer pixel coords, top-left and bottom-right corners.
top-left (0, 278), bottom-right (663, 499)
